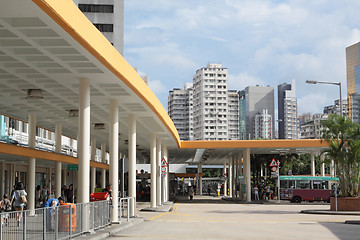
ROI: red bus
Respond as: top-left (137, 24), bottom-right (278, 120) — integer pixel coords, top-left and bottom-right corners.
top-left (280, 176), bottom-right (337, 203)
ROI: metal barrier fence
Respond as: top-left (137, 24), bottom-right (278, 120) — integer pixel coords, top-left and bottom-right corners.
top-left (119, 197), bottom-right (136, 222)
top-left (0, 200), bottom-right (111, 240)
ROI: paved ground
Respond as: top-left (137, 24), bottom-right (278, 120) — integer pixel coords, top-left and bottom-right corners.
top-left (108, 196), bottom-right (360, 240)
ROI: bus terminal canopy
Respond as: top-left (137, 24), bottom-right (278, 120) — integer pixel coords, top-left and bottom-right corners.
top-left (0, 0), bottom-right (329, 166)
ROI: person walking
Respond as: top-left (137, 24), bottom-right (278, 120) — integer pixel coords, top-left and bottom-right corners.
top-left (66, 184), bottom-right (74, 203)
top-left (41, 184), bottom-right (50, 203)
top-left (0, 194), bottom-right (11, 226)
top-left (10, 182), bottom-right (27, 226)
top-left (35, 185), bottom-right (41, 208)
top-left (188, 186), bottom-right (194, 203)
top-left (254, 185), bottom-right (260, 200)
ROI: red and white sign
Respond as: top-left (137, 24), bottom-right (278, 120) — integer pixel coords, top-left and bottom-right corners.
top-left (270, 166), bottom-right (278, 172)
top-left (161, 158), bottom-right (168, 176)
top-left (269, 158), bottom-right (279, 167)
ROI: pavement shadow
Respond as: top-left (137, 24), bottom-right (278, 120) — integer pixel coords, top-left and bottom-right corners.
top-left (318, 222), bottom-right (360, 240)
top-left (208, 210), bottom-right (298, 215)
top-left (174, 195), bottom-right (229, 204)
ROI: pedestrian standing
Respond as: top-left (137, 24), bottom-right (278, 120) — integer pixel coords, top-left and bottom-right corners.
top-left (188, 186), bottom-right (194, 203)
top-left (10, 182), bottom-right (27, 226)
top-left (0, 194), bottom-right (11, 226)
top-left (41, 184), bottom-right (50, 203)
top-left (254, 185), bottom-right (259, 200)
top-left (35, 185), bottom-right (41, 207)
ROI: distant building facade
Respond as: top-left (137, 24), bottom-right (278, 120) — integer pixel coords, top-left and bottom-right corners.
top-left (300, 113), bottom-right (328, 139)
top-left (241, 86), bottom-right (275, 139)
top-left (323, 99), bottom-right (348, 116)
top-left (254, 109), bottom-right (273, 139)
top-left (168, 83), bottom-right (193, 140)
top-left (278, 80), bottom-right (299, 139)
top-left (346, 42), bottom-right (360, 123)
top-left (73, 0), bottom-right (124, 55)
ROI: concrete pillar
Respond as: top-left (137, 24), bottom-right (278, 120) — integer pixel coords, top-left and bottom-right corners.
top-left (90, 138), bottom-right (96, 194)
top-left (150, 134), bottom-right (156, 208)
top-left (198, 163), bottom-right (202, 195)
top-left (330, 160), bottom-right (335, 177)
top-left (311, 152), bottom-right (315, 176)
top-left (161, 144), bottom-right (167, 203)
top-left (48, 168), bottom-right (52, 197)
top-left (223, 162), bottom-right (227, 197)
top-left (232, 154), bottom-right (235, 198)
top-left (78, 78), bottom-right (90, 204)
top-left (28, 113), bottom-right (36, 212)
top-left (166, 147), bottom-right (169, 202)
top-left (229, 159), bottom-right (233, 198)
top-left (244, 148), bottom-right (251, 202)
top-left (0, 162), bottom-right (5, 198)
top-left (62, 169), bottom-right (67, 187)
top-left (128, 114), bottom-right (136, 216)
top-left (156, 138), bottom-right (162, 206)
top-left (55, 123), bottom-right (62, 198)
top-left (109, 100), bottom-right (119, 222)
top-left (320, 154), bottom-right (325, 177)
top-left (101, 143), bottom-right (106, 188)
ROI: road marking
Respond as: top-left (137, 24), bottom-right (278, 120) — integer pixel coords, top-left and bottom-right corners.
top-left (146, 203), bottom-right (179, 221)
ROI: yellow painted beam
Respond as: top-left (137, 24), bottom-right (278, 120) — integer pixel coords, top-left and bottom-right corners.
top-left (0, 143), bottom-right (109, 170)
top-left (180, 139), bottom-right (329, 149)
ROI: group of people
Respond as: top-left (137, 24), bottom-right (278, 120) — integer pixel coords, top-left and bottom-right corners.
top-left (253, 184), bottom-right (273, 200)
top-left (0, 182), bottom-right (27, 226)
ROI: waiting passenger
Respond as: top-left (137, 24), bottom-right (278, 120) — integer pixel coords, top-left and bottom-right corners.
top-left (0, 194), bottom-right (11, 226)
top-left (10, 182), bottom-right (27, 227)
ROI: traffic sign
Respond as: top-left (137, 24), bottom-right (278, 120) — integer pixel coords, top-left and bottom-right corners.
top-left (67, 164), bottom-right (78, 171)
top-left (270, 166), bottom-right (278, 172)
top-left (269, 158), bottom-right (279, 167)
top-left (161, 158), bottom-right (168, 176)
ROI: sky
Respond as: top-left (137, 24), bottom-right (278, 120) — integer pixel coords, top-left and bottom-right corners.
top-left (124, 0), bottom-right (360, 115)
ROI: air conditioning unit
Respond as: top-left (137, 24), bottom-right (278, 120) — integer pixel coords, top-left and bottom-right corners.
top-left (26, 89), bottom-right (43, 99)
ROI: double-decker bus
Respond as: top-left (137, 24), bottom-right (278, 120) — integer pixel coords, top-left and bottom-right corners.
top-left (279, 176), bottom-right (338, 203)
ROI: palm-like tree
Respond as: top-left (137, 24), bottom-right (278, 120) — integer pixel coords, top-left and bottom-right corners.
top-left (322, 114), bottom-right (360, 197)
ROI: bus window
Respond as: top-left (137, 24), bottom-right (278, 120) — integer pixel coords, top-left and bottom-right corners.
top-left (322, 181), bottom-right (328, 189)
top-left (313, 181), bottom-right (321, 189)
top-left (280, 180), bottom-right (289, 189)
top-left (289, 180), bottom-right (295, 189)
top-left (297, 180), bottom-right (310, 189)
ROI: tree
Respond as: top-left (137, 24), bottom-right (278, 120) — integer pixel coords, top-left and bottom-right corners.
top-left (322, 114), bottom-right (360, 197)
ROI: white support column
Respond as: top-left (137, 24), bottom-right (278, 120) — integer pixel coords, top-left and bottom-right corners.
top-left (28, 113), bottom-right (36, 212)
top-left (330, 160), bottom-right (335, 177)
top-left (198, 163), bottom-right (202, 195)
top-left (150, 134), bottom-right (157, 208)
top-left (232, 155), bottom-right (235, 198)
top-left (55, 123), bottom-right (62, 198)
top-left (62, 169), bottom-right (67, 188)
top-left (90, 138), bottom-right (96, 194)
top-left (229, 159), bottom-right (233, 198)
top-left (166, 147), bottom-right (169, 202)
top-left (223, 162), bottom-right (227, 197)
top-left (311, 152), bottom-right (315, 176)
top-left (320, 154), bottom-right (325, 177)
top-left (48, 168), bottom-right (52, 197)
top-left (244, 148), bottom-right (251, 202)
top-left (161, 144), bottom-right (167, 203)
top-left (101, 143), bottom-right (106, 188)
top-left (156, 138), bottom-right (162, 206)
top-left (128, 114), bottom-right (136, 217)
top-left (0, 162), bottom-right (5, 198)
top-left (109, 100), bottom-right (119, 222)
top-left (78, 78), bottom-right (90, 204)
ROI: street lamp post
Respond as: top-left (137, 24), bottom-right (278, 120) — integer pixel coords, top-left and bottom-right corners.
top-left (306, 80), bottom-right (342, 211)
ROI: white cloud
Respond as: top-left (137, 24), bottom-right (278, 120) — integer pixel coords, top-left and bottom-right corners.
top-left (298, 93), bottom-right (331, 114)
top-left (228, 72), bottom-right (264, 90)
top-left (148, 79), bottom-right (167, 96)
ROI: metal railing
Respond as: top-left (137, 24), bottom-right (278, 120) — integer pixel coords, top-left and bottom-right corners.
top-left (119, 197), bottom-right (136, 222)
top-left (0, 200), bottom-right (111, 240)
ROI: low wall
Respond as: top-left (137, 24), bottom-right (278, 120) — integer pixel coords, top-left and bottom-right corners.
top-left (330, 197), bottom-right (360, 211)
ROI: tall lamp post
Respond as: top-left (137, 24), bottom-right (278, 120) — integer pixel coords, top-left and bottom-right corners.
top-left (306, 80), bottom-right (342, 211)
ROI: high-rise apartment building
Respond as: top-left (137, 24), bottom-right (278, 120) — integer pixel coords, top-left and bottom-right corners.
top-left (193, 63), bottom-right (229, 140)
top-left (241, 86), bottom-right (274, 139)
top-left (228, 90), bottom-right (239, 140)
top-left (73, 0), bottom-right (124, 55)
top-left (300, 113), bottom-right (328, 139)
top-left (346, 42), bottom-right (360, 123)
top-left (278, 80), bottom-right (299, 139)
top-left (238, 91), bottom-right (246, 140)
top-left (323, 99), bottom-right (348, 116)
top-left (168, 83), bottom-right (193, 141)
top-left (254, 109), bottom-right (272, 139)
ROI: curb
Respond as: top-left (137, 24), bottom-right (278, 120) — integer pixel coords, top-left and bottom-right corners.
top-left (80, 218), bottom-right (144, 240)
top-left (300, 210), bottom-right (360, 216)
